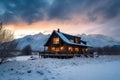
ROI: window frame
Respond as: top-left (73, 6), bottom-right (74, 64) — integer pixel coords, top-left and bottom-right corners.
top-left (53, 37), bottom-right (60, 44)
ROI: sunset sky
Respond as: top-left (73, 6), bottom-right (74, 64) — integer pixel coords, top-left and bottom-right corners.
top-left (0, 0), bottom-right (120, 40)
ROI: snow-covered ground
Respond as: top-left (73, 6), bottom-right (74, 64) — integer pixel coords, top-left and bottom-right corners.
top-left (0, 55), bottom-right (120, 80)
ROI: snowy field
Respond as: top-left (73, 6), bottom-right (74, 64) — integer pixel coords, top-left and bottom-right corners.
top-left (0, 55), bottom-right (120, 80)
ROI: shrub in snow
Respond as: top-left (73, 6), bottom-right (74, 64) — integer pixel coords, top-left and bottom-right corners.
top-left (47, 70), bottom-right (51, 73)
top-left (36, 70), bottom-right (44, 75)
top-left (29, 56), bottom-right (38, 60)
top-left (16, 70), bottom-right (24, 75)
top-left (0, 41), bottom-right (18, 64)
top-left (51, 77), bottom-right (55, 79)
top-left (72, 62), bottom-right (76, 65)
top-left (10, 68), bottom-right (14, 71)
top-left (27, 70), bottom-right (32, 73)
top-left (22, 45), bottom-right (32, 55)
top-left (22, 65), bottom-right (25, 68)
top-left (43, 77), bottom-right (48, 80)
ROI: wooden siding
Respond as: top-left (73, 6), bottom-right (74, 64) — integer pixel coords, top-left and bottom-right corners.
top-left (44, 30), bottom-right (88, 55)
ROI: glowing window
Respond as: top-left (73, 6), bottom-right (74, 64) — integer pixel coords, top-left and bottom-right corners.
top-left (60, 46), bottom-right (64, 51)
top-left (68, 47), bottom-right (73, 51)
top-left (75, 48), bottom-right (79, 52)
top-left (53, 37), bottom-right (59, 44)
top-left (51, 47), bottom-right (55, 51)
top-left (85, 48), bottom-right (88, 52)
top-left (51, 47), bottom-right (60, 51)
top-left (56, 48), bottom-right (60, 51)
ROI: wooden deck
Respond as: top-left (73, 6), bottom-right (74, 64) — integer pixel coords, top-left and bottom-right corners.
top-left (39, 53), bottom-right (81, 58)
top-left (38, 51), bottom-right (94, 58)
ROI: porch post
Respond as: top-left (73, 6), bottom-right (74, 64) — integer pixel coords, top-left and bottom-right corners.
top-left (44, 46), bottom-right (45, 53)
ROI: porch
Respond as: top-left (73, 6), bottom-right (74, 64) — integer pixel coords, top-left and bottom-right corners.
top-left (39, 51), bottom-right (86, 58)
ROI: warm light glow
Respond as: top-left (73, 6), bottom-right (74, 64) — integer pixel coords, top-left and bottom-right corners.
top-left (51, 47), bottom-right (55, 51)
top-left (55, 48), bottom-right (60, 51)
top-left (4, 16), bottom-right (98, 39)
top-left (75, 48), bottom-right (79, 52)
top-left (51, 47), bottom-right (60, 52)
top-left (82, 48), bottom-right (88, 53)
top-left (60, 46), bottom-right (64, 51)
top-left (53, 37), bottom-right (59, 44)
top-left (85, 48), bottom-right (88, 52)
top-left (68, 47), bottom-right (73, 51)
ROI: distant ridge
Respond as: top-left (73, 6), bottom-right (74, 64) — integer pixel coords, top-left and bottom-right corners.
top-left (14, 33), bottom-right (120, 51)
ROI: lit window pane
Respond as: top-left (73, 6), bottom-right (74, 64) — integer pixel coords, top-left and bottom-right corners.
top-left (75, 48), bottom-right (79, 52)
top-left (68, 47), bottom-right (73, 51)
top-left (53, 37), bottom-right (59, 44)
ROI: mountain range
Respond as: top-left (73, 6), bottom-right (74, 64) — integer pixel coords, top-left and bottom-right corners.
top-left (15, 33), bottom-right (120, 51)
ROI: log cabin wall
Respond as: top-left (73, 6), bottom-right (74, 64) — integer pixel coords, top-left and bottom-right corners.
top-left (47, 40), bottom-right (88, 54)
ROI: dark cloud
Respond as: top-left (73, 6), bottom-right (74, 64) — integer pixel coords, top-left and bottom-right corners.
top-left (48, 0), bottom-right (120, 22)
top-left (48, 0), bottom-right (84, 20)
top-left (0, 0), bottom-right (120, 24)
top-left (48, 0), bottom-right (99, 20)
top-left (0, 0), bottom-right (49, 24)
top-left (88, 0), bottom-right (120, 22)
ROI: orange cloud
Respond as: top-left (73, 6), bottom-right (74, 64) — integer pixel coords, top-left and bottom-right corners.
top-left (5, 15), bottom-right (99, 38)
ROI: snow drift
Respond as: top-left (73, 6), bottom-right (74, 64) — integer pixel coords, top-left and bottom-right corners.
top-left (0, 56), bottom-right (120, 80)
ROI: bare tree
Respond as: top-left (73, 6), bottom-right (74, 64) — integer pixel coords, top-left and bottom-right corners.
top-left (0, 21), bottom-right (15, 64)
top-left (0, 22), bottom-right (14, 43)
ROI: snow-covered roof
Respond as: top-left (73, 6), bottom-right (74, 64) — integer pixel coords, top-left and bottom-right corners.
top-left (54, 31), bottom-right (90, 47)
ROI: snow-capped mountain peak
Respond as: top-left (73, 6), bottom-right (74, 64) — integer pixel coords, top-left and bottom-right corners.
top-left (15, 33), bottom-right (120, 51)
top-left (78, 34), bottom-right (120, 47)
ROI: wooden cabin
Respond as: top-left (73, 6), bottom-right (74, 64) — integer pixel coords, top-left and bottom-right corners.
top-left (43, 29), bottom-right (90, 58)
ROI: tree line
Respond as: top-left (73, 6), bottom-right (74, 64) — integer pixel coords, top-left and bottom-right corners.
top-left (93, 45), bottom-right (120, 55)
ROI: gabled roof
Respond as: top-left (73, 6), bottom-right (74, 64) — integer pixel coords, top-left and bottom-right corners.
top-left (55, 31), bottom-right (88, 47)
top-left (61, 32), bottom-right (81, 40)
top-left (44, 30), bottom-right (91, 47)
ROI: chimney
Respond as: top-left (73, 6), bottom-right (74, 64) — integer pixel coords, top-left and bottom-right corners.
top-left (57, 28), bottom-right (60, 32)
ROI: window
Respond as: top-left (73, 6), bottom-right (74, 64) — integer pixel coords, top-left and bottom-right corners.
top-left (56, 48), bottom-right (60, 51)
top-left (60, 46), bottom-right (64, 51)
top-left (82, 48), bottom-right (88, 53)
top-left (75, 48), bottom-right (79, 52)
top-left (75, 38), bottom-right (79, 43)
top-left (51, 47), bottom-right (55, 51)
top-left (53, 37), bottom-right (59, 44)
top-left (85, 48), bottom-right (88, 53)
top-left (68, 47), bottom-right (73, 52)
top-left (51, 47), bottom-right (59, 51)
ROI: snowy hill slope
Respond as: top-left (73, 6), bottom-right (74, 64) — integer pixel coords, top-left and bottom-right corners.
top-left (15, 33), bottom-right (120, 51)
top-left (15, 33), bottom-right (50, 51)
top-left (79, 34), bottom-right (120, 47)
